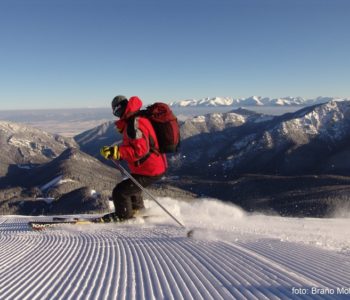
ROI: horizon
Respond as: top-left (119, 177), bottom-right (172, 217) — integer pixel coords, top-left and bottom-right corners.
top-left (1, 0), bottom-right (349, 110)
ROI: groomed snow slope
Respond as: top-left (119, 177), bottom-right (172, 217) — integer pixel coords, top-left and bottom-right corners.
top-left (0, 198), bottom-right (349, 300)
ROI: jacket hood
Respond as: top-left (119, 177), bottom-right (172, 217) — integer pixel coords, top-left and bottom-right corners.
top-left (123, 96), bottom-right (142, 119)
top-left (115, 96), bottom-right (143, 131)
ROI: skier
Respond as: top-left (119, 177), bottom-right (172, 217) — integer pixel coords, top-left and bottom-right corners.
top-left (100, 95), bottom-right (168, 222)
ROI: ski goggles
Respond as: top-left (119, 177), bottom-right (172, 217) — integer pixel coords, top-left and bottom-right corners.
top-left (112, 103), bottom-right (126, 118)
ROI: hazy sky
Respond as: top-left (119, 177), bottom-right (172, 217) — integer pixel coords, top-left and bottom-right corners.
top-left (0, 0), bottom-right (349, 110)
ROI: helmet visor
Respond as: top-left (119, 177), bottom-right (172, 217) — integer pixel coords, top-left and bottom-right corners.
top-left (113, 103), bottom-right (126, 117)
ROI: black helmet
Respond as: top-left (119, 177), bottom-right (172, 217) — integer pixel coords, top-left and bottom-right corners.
top-left (111, 95), bottom-right (128, 118)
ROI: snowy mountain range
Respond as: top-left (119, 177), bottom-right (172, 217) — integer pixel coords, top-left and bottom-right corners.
top-left (177, 100), bottom-right (350, 176)
top-left (170, 96), bottom-right (350, 107)
top-left (180, 108), bottom-right (272, 139)
top-left (1, 100), bottom-right (350, 217)
top-left (168, 100), bottom-right (350, 216)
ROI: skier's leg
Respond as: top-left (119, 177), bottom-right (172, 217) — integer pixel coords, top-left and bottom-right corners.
top-left (107, 174), bottom-right (163, 221)
top-left (131, 193), bottom-right (144, 211)
top-left (112, 178), bottom-right (138, 220)
top-left (129, 174), bottom-right (163, 211)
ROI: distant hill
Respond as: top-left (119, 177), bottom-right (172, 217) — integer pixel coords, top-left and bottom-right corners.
top-left (17, 147), bottom-right (122, 195)
top-left (74, 121), bottom-right (122, 160)
top-left (175, 101), bottom-right (350, 177)
top-left (0, 120), bottom-right (76, 176)
top-left (0, 147), bottom-right (122, 215)
top-left (180, 108), bottom-right (272, 139)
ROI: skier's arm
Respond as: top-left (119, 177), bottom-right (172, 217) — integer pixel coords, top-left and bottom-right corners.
top-left (118, 119), bottom-right (150, 163)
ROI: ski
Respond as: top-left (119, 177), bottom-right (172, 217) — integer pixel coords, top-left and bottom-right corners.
top-left (53, 215), bottom-right (154, 223)
top-left (29, 215), bottom-right (155, 230)
top-left (52, 216), bottom-right (99, 222)
top-left (28, 220), bottom-right (94, 231)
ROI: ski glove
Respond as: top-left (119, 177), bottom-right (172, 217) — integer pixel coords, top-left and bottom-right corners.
top-left (100, 146), bottom-right (121, 160)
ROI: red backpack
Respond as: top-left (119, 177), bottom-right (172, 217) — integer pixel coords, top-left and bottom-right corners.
top-left (140, 102), bottom-right (180, 153)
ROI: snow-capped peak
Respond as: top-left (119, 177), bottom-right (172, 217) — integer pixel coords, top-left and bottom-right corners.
top-left (170, 97), bottom-right (234, 107)
top-left (169, 96), bottom-right (350, 107)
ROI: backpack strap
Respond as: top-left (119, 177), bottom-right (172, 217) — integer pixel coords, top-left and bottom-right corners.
top-left (134, 135), bottom-right (160, 167)
top-left (127, 114), bottom-right (160, 167)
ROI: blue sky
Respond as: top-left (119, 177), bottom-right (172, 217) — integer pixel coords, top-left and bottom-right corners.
top-left (0, 0), bottom-right (349, 110)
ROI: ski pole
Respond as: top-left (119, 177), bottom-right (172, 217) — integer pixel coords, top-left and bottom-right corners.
top-left (111, 160), bottom-right (187, 229)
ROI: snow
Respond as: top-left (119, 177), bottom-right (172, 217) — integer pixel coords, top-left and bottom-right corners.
top-left (40, 176), bottom-right (76, 191)
top-left (277, 101), bottom-right (350, 142)
top-left (40, 176), bottom-right (63, 190)
top-left (58, 178), bottom-right (76, 185)
top-left (190, 113), bottom-right (246, 127)
top-left (170, 96), bottom-right (350, 107)
top-left (0, 197), bottom-right (349, 299)
top-left (90, 189), bottom-right (100, 198)
top-left (36, 197), bottom-right (55, 204)
top-left (17, 164), bottom-right (33, 170)
top-left (224, 113), bottom-right (246, 124)
top-left (8, 137), bottom-right (33, 148)
top-left (192, 115), bottom-right (206, 123)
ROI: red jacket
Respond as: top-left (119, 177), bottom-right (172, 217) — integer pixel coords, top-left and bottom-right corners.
top-left (115, 96), bottom-right (167, 176)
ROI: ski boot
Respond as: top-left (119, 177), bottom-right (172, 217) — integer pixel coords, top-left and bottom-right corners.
top-left (93, 213), bottom-right (125, 223)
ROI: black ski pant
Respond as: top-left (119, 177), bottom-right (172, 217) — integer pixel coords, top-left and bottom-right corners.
top-left (112, 173), bottom-right (163, 219)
